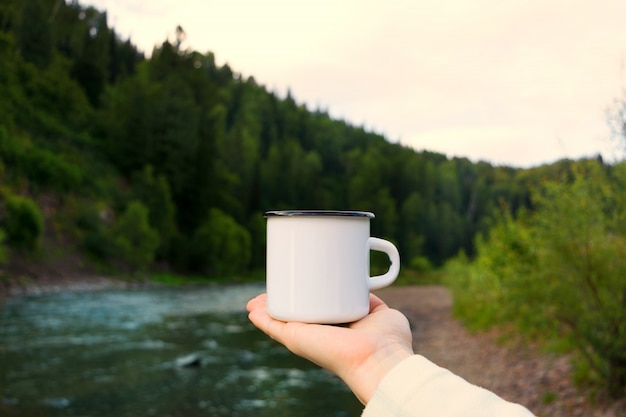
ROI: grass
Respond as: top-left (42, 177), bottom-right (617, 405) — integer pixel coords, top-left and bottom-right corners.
top-left (541, 392), bottom-right (557, 404)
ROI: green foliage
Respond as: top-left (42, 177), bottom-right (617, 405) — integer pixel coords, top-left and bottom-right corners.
top-left (246, 211), bottom-right (267, 271)
top-left (69, 198), bottom-right (115, 261)
top-left (0, 0), bottom-right (544, 269)
top-left (110, 201), bottom-right (159, 275)
top-left (1, 0), bottom-right (623, 285)
top-left (16, 0), bottom-right (53, 69)
top-left (2, 194), bottom-right (44, 251)
top-left (396, 268), bottom-right (445, 286)
top-left (531, 166), bottom-right (626, 396)
top-left (446, 208), bottom-right (548, 333)
top-left (447, 162), bottom-right (626, 396)
top-left (132, 165), bottom-right (176, 256)
top-left (0, 228), bottom-right (8, 265)
top-left (190, 208), bottom-right (251, 276)
top-left (409, 255), bottom-right (433, 272)
top-left (0, 133), bottom-right (83, 192)
top-left (541, 392), bottom-right (557, 405)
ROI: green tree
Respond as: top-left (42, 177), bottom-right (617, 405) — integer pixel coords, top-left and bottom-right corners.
top-left (260, 139), bottom-right (323, 209)
top-left (246, 211), bottom-right (266, 272)
top-left (2, 194), bottom-right (44, 252)
top-left (0, 0), bottom-right (17, 33)
top-left (132, 165), bottom-right (176, 256)
top-left (447, 206), bottom-right (538, 331)
top-left (100, 68), bottom-right (199, 193)
top-left (0, 228), bottom-right (8, 265)
top-left (190, 208), bottom-right (251, 276)
top-left (400, 192), bottom-right (425, 264)
top-left (180, 103), bottom-right (235, 233)
top-left (110, 200), bottom-right (159, 274)
top-left (16, 0), bottom-right (52, 68)
top-left (70, 9), bottom-right (110, 106)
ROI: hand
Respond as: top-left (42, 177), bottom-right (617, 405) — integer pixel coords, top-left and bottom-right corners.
top-left (246, 293), bottom-right (414, 404)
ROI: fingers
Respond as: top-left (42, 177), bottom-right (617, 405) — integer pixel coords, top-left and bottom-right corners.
top-left (246, 292), bottom-right (391, 348)
top-left (247, 294), bottom-right (285, 340)
top-left (246, 294), bottom-right (280, 338)
top-left (247, 293), bottom-right (389, 324)
top-left (368, 293), bottom-right (388, 313)
top-left (247, 294), bottom-right (299, 349)
top-left (246, 293), bottom-right (336, 358)
top-left (246, 293), bottom-right (267, 312)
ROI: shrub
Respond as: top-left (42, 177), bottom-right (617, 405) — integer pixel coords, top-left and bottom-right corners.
top-left (409, 255), bottom-right (433, 272)
top-left (448, 163), bottom-right (626, 396)
top-left (190, 208), bottom-right (251, 276)
top-left (530, 169), bottom-right (626, 396)
top-left (0, 133), bottom-right (83, 192)
top-left (3, 194), bottom-right (44, 251)
top-left (110, 201), bottom-right (159, 274)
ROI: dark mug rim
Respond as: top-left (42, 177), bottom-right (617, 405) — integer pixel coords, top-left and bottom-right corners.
top-left (264, 210), bottom-right (374, 218)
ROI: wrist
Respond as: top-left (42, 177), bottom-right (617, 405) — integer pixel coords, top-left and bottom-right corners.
top-left (348, 343), bottom-right (414, 405)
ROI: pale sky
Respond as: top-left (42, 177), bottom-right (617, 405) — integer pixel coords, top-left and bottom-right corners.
top-left (82, 0), bottom-right (626, 167)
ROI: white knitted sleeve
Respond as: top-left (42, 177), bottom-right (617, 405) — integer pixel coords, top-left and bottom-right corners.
top-left (362, 355), bottom-right (536, 417)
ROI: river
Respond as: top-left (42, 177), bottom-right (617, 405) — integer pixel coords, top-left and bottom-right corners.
top-left (0, 284), bottom-right (362, 416)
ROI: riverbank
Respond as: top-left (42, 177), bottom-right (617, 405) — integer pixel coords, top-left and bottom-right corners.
top-left (0, 275), bottom-right (142, 299)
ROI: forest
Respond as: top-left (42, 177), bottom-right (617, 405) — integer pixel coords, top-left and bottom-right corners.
top-left (1, 0), bottom-right (626, 396)
top-left (0, 0), bottom-right (602, 276)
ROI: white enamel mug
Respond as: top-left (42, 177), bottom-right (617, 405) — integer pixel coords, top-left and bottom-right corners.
top-left (264, 210), bottom-right (400, 324)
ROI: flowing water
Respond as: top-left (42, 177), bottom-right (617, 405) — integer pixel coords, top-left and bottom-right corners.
top-left (0, 284), bottom-right (362, 416)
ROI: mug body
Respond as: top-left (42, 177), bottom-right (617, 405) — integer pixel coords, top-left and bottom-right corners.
top-left (265, 210), bottom-right (374, 323)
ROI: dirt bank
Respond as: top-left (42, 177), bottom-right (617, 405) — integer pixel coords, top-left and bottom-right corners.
top-left (0, 275), bottom-right (137, 299)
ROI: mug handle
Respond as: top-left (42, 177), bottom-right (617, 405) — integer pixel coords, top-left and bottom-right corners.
top-left (368, 237), bottom-right (400, 290)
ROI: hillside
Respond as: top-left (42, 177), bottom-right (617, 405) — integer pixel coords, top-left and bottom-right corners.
top-left (0, 0), bottom-right (611, 280)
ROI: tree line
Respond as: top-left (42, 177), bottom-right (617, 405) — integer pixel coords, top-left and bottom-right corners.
top-left (0, 0), bottom-right (612, 277)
